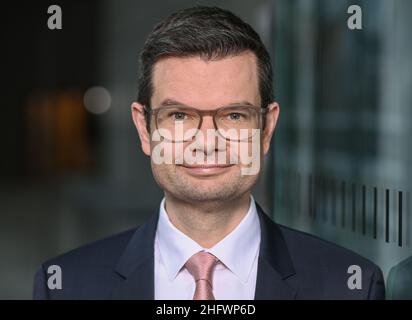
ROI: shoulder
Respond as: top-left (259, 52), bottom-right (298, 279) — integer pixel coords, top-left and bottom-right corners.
top-left (276, 223), bottom-right (384, 298)
top-left (42, 227), bottom-right (137, 271)
top-left (33, 227), bottom-right (139, 299)
top-left (387, 256), bottom-right (412, 299)
top-left (389, 255), bottom-right (412, 272)
top-left (256, 206), bottom-right (385, 298)
top-left (278, 224), bottom-right (376, 269)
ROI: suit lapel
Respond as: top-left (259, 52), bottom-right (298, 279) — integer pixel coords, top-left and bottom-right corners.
top-left (254, 204), bottom-right (297, 299)
top-left (111, 212), bottom-right (158, 299)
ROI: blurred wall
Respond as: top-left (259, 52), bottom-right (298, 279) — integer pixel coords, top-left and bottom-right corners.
top-left (271, 0), bottom-right (412, 286)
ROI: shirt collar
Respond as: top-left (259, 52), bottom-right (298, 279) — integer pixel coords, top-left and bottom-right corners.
top-left (155, 195), bottom-right (261, 283)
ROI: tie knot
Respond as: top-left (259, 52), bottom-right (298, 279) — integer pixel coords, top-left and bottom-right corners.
top-left (185, 251), bottom-right (218, 283)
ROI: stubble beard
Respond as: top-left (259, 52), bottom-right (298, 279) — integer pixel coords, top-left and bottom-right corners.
top-left (152, 163), bottom-right (259, 204)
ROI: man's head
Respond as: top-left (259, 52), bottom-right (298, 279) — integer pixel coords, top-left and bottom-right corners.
top-left (132, 6), bottom-right (279, 204)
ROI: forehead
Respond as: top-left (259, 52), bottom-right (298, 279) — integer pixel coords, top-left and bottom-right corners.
top-left (151, 51), bottom-right (260, 108)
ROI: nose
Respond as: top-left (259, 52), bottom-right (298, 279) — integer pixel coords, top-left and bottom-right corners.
top-left (192, 115), bottom-right (226, 156)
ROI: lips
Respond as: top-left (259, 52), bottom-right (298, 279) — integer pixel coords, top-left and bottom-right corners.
top-left (179, 164), bottom-right (233, 175)
top-left (181, 164), bottom-right (233, 168)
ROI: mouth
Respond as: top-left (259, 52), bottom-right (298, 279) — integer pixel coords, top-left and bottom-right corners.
top-left (179, 164), bottom-right (234, 176)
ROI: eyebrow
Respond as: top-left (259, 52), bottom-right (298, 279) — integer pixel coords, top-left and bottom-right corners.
top-left (159, 98), bottom-right (185, 107)
top-left (158, 98), bottom-right (256, 108)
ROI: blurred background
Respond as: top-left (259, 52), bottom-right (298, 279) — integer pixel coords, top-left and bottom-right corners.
top-left (0, 0), bottom-right (411, 299)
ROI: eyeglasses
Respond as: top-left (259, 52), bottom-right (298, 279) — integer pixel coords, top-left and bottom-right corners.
top-left (144, 104), bottom-right (267, 142)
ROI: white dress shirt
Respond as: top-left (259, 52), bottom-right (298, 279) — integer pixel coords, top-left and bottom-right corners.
top-left (154, 195), bottom-right (261, 300)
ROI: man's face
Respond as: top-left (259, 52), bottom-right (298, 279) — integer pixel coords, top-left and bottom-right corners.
top-left (132, 51), bottom-right (279, 204)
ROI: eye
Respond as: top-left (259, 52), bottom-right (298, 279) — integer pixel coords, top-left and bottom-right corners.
top-left (172, 112), bottom-right (187, 120)
top-left (228, 112), bottom-right (244, 120)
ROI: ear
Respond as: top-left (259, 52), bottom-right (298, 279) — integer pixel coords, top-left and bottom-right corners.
top-left (262, 102), bottom-right (280, 155)
top-left (131, 102), bottom-right (151, 156)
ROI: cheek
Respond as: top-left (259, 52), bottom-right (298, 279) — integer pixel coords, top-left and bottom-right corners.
top-left (150, 161), bottom-right (176, 190)
top-left (150, 138), bottom-right (185, 165)
top-left (149, 139), bottom-right (174, 179)
top-left (229, 139), bottom-right (261, 162)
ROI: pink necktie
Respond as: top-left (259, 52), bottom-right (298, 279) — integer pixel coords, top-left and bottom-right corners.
top-left (185, 251), bottom-right (219, 300)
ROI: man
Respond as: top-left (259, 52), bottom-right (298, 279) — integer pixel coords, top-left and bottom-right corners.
top-left (33, 6), bottom-right (385, 300)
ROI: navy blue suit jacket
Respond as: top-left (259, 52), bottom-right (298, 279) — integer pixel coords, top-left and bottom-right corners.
top-left (33, 204), bottom-right (385, 299)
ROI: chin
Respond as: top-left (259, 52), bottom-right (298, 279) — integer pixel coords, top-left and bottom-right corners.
top-left (174, 180), bottom-right (251, 203)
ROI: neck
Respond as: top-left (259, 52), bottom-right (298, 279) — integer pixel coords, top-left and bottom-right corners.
top-left (163, 193), bottom-right (252, 248)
